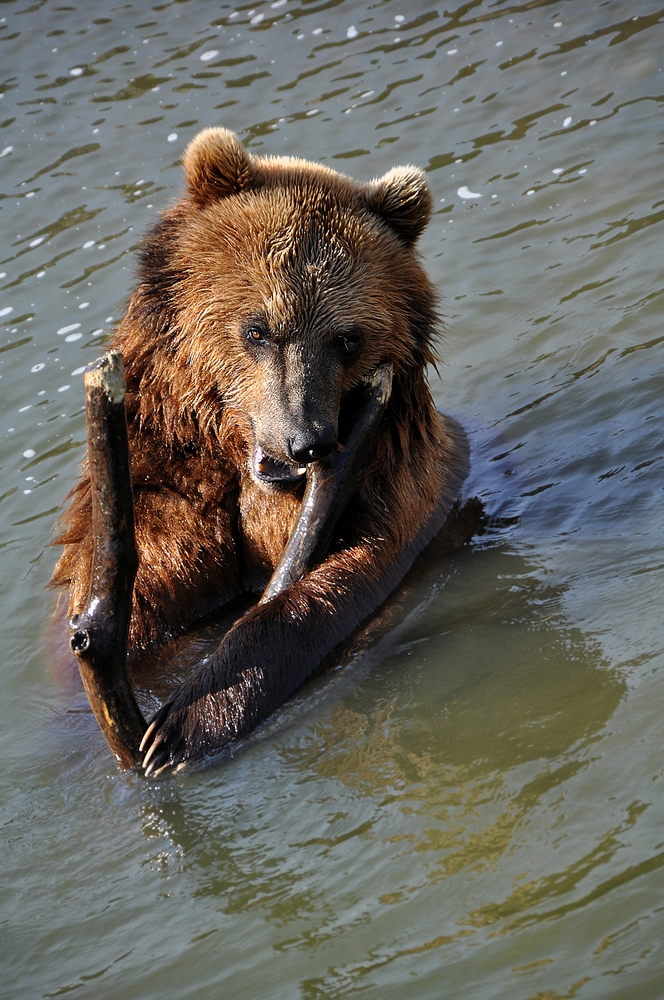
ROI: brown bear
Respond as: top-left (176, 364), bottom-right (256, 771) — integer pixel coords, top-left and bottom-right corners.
top-left (52, 127), bottom-right (474, 774)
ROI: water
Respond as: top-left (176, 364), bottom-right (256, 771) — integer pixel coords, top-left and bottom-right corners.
top-left (1, 0), bottom-right (663, 997)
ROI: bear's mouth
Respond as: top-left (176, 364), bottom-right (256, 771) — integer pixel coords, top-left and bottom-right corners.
top-left (252, 445), bottom-right (307, 491)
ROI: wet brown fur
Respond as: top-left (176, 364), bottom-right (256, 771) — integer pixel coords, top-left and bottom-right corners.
top-left (51, 128), bottom-right (470, 768)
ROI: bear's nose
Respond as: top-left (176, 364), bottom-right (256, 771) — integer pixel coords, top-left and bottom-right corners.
top-left (288, 430), bottom-right (337, 466)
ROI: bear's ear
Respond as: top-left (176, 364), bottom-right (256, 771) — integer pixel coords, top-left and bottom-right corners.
top-left (182, 127), bottom-right (255, 207)
top-left (362, 166), bottom-right (432, 246)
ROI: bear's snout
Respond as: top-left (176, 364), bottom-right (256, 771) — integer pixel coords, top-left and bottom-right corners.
top-left (287, 427), bottom-right (338, 466)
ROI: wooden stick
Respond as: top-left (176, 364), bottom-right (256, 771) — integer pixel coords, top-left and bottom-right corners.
top-left (69, 350), bottom-right (147, 768)
top-left (260, 362), bottom-right (393, 603)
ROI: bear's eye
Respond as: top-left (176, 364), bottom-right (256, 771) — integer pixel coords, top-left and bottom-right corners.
top-left (338, 333), bottom-right (361, 358)
top-left (246, 325), bottom-right (268, 346)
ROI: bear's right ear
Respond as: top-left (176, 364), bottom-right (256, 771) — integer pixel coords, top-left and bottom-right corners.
top-left (182, 128), bottom-right (255, 207)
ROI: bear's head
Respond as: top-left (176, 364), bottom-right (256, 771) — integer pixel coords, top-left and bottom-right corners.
top-left (133, 127), bottom-right (438, 491)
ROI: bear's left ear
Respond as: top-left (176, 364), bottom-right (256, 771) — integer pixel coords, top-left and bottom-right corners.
top-left (182, 127), bottom-right (255, 207)
top-left (361, 166), bottom-right (432, 246)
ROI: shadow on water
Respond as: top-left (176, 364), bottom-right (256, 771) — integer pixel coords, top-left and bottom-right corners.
top-left (131, 536), bottom-right (625, 914)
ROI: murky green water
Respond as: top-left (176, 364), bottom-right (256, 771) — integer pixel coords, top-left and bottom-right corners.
top-left (1, 0), bottom-right (663, 997)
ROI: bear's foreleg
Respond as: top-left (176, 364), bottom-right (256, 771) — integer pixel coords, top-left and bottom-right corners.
top-left (140, 493), bottom-right (470, 775)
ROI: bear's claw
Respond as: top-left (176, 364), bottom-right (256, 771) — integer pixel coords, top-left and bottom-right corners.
top-left (140, 700), bottom-right (185, 776)
top-left (140, 684), bottom-right (220, 775)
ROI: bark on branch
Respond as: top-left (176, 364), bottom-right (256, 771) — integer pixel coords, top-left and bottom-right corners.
top-left (69, 350), bottom-right (147, 768)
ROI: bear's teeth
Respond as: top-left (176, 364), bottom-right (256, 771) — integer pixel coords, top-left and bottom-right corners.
top-left (297, 466), bottom-right (307, 475)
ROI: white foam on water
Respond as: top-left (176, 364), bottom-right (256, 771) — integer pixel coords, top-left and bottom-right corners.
top-left (70, 67), bottom-right (84, 76)
top-left (65, 333), bottom-right (82, 342)
top-left (457, 186), bottom-right (482, 199)
top-left (526, 189), bottom-right (535, 195)
top-left (496, 41), bottom-right (503, 46)
top-left (57, 323), bottom-right (81, 336)
top-left (105, 316), bottom-right (113, 323)
top-left (78, 302), bottom-right (89, 309)
top-left (26, 192), bottom-right (35, 198)
top-left (306, 109), bottom-right (318, 116)
top-left (72, 366), bottom-right (87, 376)
top-left (19, 405), bottom-right (31, 412)
top-left (312, 28), bottom-right (322, 35)
top-left (83, 240), bottom-right (95, 248)
top-left (200, 50), bottom-right (219, 61)
top-left (23, 449), bottom-right (35, 458)
top-left (346, 26), bottom-right (358, 38)
top-left (58, 385), bottom-right (71, 393)
top-left (29, 237), bottom-right (44, 247)
top-left (271, 0), bottom-right (286, 6)
top-left (578, 168), bottom-right (587, 175)
top-left (23, 489), bottom-right (32, 494)
top-left (296, 33), bottom-right (304, 39)
top-left (250, 13), bottom-right (264, 23)
top-left (395, 15), bottom-right (404, 21)
top-left (37, 271), bottom-right (45, 278)
top-left (0, 146), bottom-right (12, 157)
top-left (30, 363), bottom-right (45, 373)
top-left (447, 48), bottom-right (458, 54)
top-left (552, 168), bottom-right (564, 174)
top-left (0, 306), bottom-right (13, 317)
top-left (167, 133), bottom-right (178, 142)
top-left (360, 91), bottom-right (374, 98)
top-left (563, 116), bottom-right (572, 127)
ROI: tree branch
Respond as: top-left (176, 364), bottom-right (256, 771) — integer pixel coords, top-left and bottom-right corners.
top-left (69, 350), bottom-right (147, 768)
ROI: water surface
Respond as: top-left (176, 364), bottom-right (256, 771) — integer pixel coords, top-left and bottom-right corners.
top-left (1, 1), bottom-right (663, 998)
